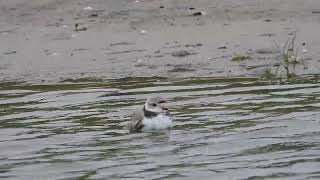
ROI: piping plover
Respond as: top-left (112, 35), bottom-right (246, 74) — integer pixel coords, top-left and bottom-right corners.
top-left (128, 96), bottom-right (172, 132)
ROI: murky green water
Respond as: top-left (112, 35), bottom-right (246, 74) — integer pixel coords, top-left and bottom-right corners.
top-left (0, 77), bottom-right (320, 179)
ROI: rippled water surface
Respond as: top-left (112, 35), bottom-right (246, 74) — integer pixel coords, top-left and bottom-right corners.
top-left (1, 77), bottom-right (320, 179)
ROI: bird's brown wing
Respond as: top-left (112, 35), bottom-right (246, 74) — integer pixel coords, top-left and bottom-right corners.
top-left (128, 107), bottom-right (144, 132)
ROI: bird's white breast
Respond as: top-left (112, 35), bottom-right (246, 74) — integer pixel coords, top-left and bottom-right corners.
top-left (142, 114), bottom-right (172, 131)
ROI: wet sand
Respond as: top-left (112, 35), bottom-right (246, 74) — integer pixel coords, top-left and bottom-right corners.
top-left (1, 0), bottom-right (320, 83)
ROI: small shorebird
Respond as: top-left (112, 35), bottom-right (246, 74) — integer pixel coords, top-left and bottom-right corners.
top-left (128, 96), bottom-right (173, 132)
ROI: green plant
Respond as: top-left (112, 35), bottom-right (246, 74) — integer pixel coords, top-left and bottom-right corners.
top-left (261, 67), bottom-right (275, 81)
top-left (261, 33), bottom-right (305, 83)
top-left (232, 54), bottom-right (252, 61)
top-left (280, 33), bottom-right (299, 80)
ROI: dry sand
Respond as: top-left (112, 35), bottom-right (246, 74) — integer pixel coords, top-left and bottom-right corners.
top-left (1, 0), bottom-right (320, 83)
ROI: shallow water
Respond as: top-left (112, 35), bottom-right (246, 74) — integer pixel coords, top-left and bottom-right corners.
top-left (0, 77), bottom-right (320, 180)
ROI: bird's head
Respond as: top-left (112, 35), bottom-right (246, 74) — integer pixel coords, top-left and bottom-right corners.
top-left (145, 96), bottom-right (169, 114)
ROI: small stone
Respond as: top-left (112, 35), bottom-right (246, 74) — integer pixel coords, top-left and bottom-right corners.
top-left (171, 50), bottom-right (191, 57)
top-left (255, 48), bottom-right (280, 54)
top-left (83, 6), bottom-right (93, 10)
top-left (89, 13), bottom-right (98, 17)
top-left (168, 64), bottom-right (194, 72)
top-left (78, 27), bottom-right (87, 31)
top-left (185, 43), bottom-right (202, 48)
top-left (75, 23), bottom-right (87, 31)
top-left (259, 33), bottom-right (275, 37)
top-left (192, 12), bottom-right (203, 16)
top-left (3, 51), bottom-right (17, 55)
top-left (140, 30), bottom-right (147, 34)
top-left (135, 59), bottom-right (145, 67)
top-left (218, 46), bottom-right (227, 49)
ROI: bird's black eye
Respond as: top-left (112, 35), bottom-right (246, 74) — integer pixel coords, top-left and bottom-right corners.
top-left (152, 103), bottom-right (157, 107)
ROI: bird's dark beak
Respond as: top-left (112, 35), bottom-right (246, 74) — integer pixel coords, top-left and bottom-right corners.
top-left (160, 103), bottom-right (168, 112)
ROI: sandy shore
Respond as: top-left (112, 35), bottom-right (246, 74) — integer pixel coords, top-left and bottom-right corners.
top-left (1, 0), bottom-right (319, 83)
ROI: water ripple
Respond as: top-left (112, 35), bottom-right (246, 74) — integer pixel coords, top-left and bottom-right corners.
top-left (0, 77), bottom-right (319, 179)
